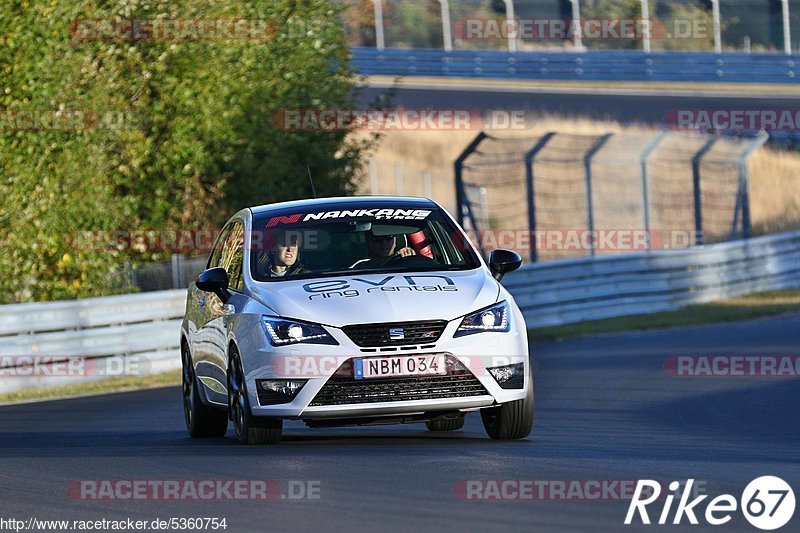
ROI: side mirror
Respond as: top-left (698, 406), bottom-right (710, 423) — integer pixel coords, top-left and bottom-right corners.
top-left (196, 267), bottom-right (231, 303)
top-left (489, 249), bottom-right (522, 281)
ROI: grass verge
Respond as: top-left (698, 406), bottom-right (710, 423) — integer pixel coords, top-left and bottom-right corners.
top-left (528, 289), bottom-right (800, 342)
top-left (0, 369), bottom-right (181, 405)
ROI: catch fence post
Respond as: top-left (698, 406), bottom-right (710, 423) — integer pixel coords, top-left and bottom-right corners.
top-left (692, 137), bottom-right (718, 246)
top-left (524, 132), bottom-right (556, 263)
top-left (639, 131), bottom-right (668, 250)
top-left (454, 132), bottom-right (488, 228)
top-left (583, 133), bottom-right (613, 256)
top-left (732, 130), bottom-right (768, 239)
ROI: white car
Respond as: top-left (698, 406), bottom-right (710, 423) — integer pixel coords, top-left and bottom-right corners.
top-left (180, 196), bottom-right (533, 444)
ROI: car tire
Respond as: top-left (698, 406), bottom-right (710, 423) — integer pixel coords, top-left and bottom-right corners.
top-left (228, 346), bottom-right (282, 445)
top-left (182, 343), bottom-right (228, 438)
top-left (425, 415), bottom-right (465, 432)
top-left (480, 365), bottom-right (534, 440)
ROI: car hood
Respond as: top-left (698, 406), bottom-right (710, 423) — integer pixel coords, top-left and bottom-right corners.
top-left (249, 269), bottom-right (499, 327)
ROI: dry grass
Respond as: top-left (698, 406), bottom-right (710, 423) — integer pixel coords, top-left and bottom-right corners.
top-left (0, 370), bottom-right (180, 405)
top-left (365, 75), bottom-right (800, 96)
top-left (529, 289), bottom-right (800, 342)
top-left (749, 148), bottom-right (800, 235)
top-left (355, 116), bottom-right (800, 238)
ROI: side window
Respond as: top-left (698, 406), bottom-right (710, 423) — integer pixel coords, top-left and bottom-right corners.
top-left (207, 224), bottom-right (231, 269)
top-left (430, 220), bottom-right (463, 264)
top-left (219, 221), bottom-right (245, 292)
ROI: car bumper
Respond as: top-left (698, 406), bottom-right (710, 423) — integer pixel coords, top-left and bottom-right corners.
top-left (238, 313), bottom-right (530, 421)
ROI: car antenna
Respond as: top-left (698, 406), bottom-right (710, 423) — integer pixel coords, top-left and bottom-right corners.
top-left (306, 163), bottom-right (317, 199)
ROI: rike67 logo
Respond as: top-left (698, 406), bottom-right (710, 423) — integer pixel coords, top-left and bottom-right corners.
top-left (626, 477), bottom-right (795, 530)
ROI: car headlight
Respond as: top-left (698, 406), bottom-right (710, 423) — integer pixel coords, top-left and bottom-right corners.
top-left (454, 301), bottom-right (510, 337)
top-left (262, 317), bottom-right (338, 346)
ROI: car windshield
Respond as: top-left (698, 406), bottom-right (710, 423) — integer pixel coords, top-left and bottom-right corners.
top-left (250, 207), bottom-right (481, 282)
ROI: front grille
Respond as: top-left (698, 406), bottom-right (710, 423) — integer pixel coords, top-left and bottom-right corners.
top-left (309, 355), bottom-right (489, 406)
top-left (342, 320), bottom-right (447, 347)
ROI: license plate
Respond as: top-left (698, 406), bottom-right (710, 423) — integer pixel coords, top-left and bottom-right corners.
top-left (354, 354), bottom-right (447, 380)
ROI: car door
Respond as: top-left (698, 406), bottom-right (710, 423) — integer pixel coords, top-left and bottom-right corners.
top-left (193, 221), bottom-right (243, 402)
top-left (207, 219), bottom-right (247, 370)
top-left (188, 223), bottom-right (229, 365)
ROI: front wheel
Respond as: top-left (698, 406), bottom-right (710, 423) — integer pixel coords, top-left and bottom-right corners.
top-left (481, 365), bottom-right (534, 440)
top-left (182, 344), bottom-right (227, 438)
top-left (228, 347), bottom-right (282, 445)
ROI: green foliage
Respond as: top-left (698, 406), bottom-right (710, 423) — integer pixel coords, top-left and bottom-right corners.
top-left (381, 0), bottom-right (500, 49)
top-left (0, 0), bottom-right (368, 303)
top-left (659, 2), bottom-right (717, 51)
top-left (581, 0), bottom-right (646, 50)
top-left (581, 0), bottom-right (716, 51)
top-left (383, 1), bottom-right (443, 49)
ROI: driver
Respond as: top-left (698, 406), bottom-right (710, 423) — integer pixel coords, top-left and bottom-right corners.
top-left (350, 230), bottom-right (415, 269)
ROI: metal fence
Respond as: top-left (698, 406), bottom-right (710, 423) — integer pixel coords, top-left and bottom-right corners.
top-left (455, 130), bottom-right (768, 262)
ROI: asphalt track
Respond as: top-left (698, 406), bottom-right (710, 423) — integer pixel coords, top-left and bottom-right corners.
top-left (356, 84), bottom-right (800, 124)
top-left (1, 312), bottom-right (799, 532)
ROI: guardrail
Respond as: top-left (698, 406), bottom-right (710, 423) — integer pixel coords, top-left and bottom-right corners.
top-left (0, 290), bottom-right (186, 395)
top-left (502, 229), bottom-right (800, 327)
top-left (352, 47), bottom-right (800, 83)
top-left (2, 229), bottom-right (799, 394)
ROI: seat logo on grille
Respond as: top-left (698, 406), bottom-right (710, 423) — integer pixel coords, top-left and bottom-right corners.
top-left (389, 327), bottom-right (405, 340)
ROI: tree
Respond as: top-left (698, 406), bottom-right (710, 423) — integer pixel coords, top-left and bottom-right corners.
top-left (0, 0), bottom-right (369, 303)
top-left (581, 0), bottom-right (717, 51)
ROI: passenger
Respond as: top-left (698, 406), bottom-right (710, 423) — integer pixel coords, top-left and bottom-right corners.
top-left (258, 230), bottom-right (310, 278)
top-left (351, 230), bottom-right (415, 269)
